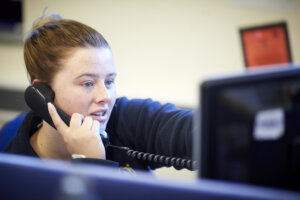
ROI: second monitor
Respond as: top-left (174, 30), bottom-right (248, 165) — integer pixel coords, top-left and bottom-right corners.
top-left (196, 65), bottom-right (300, 191)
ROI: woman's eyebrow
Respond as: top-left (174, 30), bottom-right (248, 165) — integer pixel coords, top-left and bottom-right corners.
top-left (75, 72), bottom-right (117, 79)
top-left (75, 73), bottom-right (98, 79)
top-left (107, 73), bottom-right (117, 77)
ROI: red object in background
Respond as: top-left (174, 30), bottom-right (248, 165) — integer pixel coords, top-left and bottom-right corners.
top-left (240, 23), bottom-right (292, 68)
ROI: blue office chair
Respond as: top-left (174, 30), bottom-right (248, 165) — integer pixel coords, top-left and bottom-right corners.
top-left (0, 112), bottom-right (26, 151)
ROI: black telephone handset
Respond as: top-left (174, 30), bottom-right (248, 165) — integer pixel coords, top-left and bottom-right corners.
top-left (24, 83), bottom-right (110, 147)
top-left (25, 83), bottom-right (196, 170)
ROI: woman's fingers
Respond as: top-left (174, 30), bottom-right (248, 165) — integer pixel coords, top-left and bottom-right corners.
top-left (91, 120), bottom-right (100, 134)
top-left (51, 108), bottom-right (96, 132)
top-left (82, 116), bottom-right (93, 130)
top-left (48, 103), bottom-right (68, 133)
top-left (70, 113), bottom-right (84, 128)
top-left (48, 103), bottom-right (105, 159)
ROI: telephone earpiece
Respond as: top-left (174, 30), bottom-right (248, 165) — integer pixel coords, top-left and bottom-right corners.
top-left (24, 83), bottom-right (110, 147)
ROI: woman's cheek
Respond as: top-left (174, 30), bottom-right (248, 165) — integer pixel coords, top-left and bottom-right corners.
top-left (55, 92), bottom-right (88, 116)
top-left (67, 97), bottom-right (90, 116)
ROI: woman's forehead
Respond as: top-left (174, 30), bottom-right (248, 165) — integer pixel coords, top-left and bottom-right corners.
top-left (59, 47), bottom-right (116, 77)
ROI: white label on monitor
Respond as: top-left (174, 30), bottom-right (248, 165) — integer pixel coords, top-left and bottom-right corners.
top-left (253, 108), bottom-right (284, 141)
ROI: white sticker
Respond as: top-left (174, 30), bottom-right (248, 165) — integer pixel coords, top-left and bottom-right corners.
top-left (253, 108), bottom-right (285, 141)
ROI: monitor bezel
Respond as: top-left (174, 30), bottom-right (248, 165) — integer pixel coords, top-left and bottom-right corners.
top-left (196, 65), bottom-right (300, 189)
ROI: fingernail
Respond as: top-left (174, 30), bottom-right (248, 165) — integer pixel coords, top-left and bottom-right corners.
top-left (48, 103), bottom-right (53, 110)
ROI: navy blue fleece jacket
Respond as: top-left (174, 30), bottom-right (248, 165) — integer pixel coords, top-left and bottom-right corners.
top-left (5, 97), bottom-right (194, 171)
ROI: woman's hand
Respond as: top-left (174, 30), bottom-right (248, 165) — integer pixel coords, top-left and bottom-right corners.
top-left (48, 103), bottom-right (106, 159)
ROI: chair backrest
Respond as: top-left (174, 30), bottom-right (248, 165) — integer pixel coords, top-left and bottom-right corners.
top-left (0, 113), bottom-right (26, 151)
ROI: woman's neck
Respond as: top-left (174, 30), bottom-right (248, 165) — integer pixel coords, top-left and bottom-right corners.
top-left (30, 121), bottom-right (70, 159)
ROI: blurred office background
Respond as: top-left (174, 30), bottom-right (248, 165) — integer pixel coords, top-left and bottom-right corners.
top-left (0, 0), bottom-right (299, 180)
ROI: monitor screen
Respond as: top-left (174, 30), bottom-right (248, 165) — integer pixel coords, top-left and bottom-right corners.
top-left (195, 65), bottom-right (300, 190)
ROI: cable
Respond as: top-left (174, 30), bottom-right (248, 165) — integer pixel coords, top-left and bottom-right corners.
top-left (108, 144), bottom-right (197, 170)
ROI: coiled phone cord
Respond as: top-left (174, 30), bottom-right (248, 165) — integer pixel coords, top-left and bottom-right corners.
top-left (108, 144), bottom-right (197, 170)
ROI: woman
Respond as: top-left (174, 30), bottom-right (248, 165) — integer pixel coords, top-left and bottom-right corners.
top-left (4, 14), bottom-right (194, 171)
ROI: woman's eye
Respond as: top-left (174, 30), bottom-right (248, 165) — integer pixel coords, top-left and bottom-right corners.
top-left (105, 79), bottom-right (115, 87)
top-left (83, 81), bottom-right (94, 88)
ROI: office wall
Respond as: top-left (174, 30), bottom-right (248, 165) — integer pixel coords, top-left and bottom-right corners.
top-left (0, 0), bottom-right (299, 108)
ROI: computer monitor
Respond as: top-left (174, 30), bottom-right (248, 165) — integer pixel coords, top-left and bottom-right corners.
top-left (1, 153), bottom-right (300, 200)
top-left (195, 64), bottom-right (300, 191)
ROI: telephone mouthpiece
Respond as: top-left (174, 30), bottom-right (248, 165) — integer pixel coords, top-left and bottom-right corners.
top-left (99, 129), bottom-right (110, 148)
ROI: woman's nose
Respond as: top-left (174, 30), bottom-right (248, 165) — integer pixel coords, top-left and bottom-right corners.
top-left (94, 83), bottom-right (109, 103)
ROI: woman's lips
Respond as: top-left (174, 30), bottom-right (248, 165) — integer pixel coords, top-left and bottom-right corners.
top-left (90, 110), bottom-right (108, 123)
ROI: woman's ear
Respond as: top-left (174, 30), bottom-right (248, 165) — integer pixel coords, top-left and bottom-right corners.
top-left (32, 79), bottom-right (41, 85)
